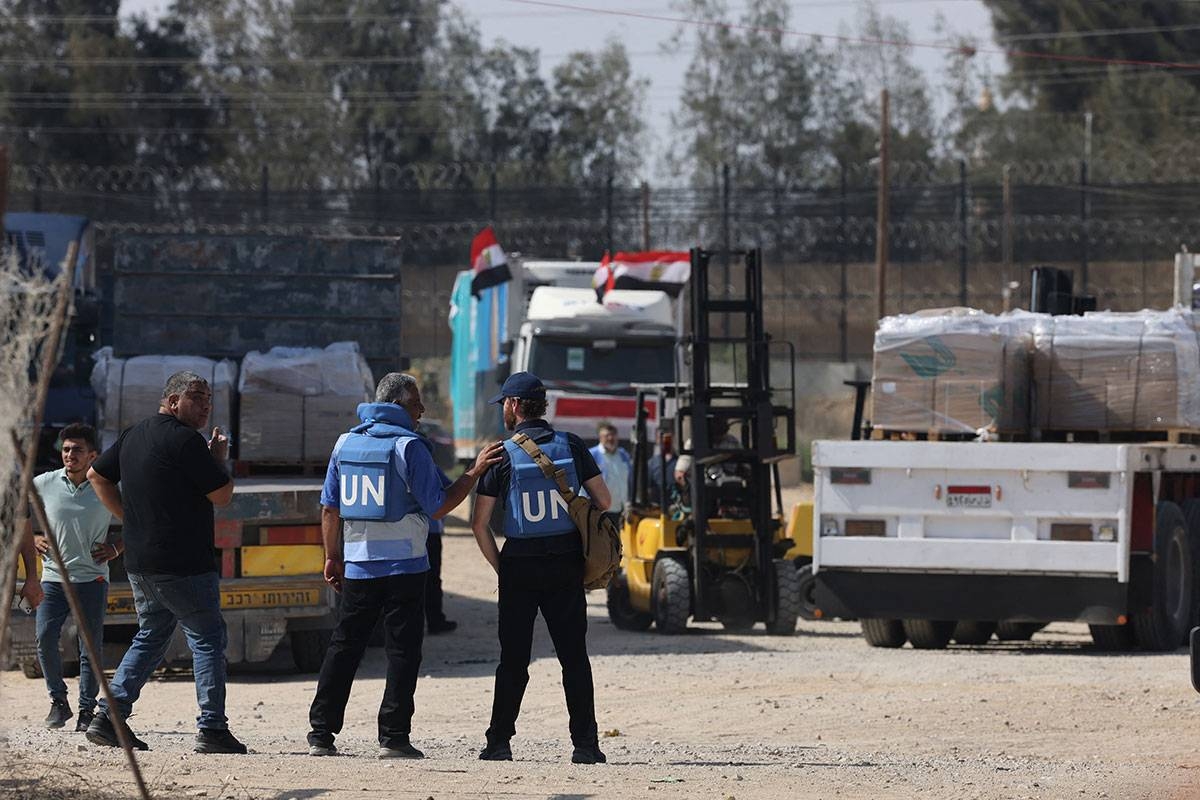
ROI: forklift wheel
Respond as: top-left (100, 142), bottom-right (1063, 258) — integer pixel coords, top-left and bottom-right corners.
top-left (652, 559), bottom-right (690, 635)
top-left (766, 559), bottom-right (801, 635)
top-left (607, 572), bottom-right (653, 632)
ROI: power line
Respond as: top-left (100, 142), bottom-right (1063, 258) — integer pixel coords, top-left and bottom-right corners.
top-left (502, 0), bottom-right (1200, 72)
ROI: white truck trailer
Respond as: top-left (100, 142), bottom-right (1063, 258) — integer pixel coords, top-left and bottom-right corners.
top-left (813, 439), bottom-right (1196, 650)
top-left (813, 253), bottom-right (1200, 652)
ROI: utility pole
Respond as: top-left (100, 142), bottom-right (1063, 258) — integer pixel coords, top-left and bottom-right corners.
top-left (875, 89), bottom-right (890, 321)
top-left (1001, 163), bottom-right (1013, 280)
top-left (641, 180), bottom-right (651, 250)
top-left (0, 144), bottom-right (8, 239)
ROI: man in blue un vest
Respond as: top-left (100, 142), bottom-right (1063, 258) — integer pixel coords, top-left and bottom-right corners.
top-left (307, 372), bottom-right (502, 759)
top-left (471, 371), bottom-right (612, 765)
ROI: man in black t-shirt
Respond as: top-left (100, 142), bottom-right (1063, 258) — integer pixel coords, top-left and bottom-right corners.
top-left (471, 371), bottom-right (612, 765)
top-left (84, 370), bottom-right (247, 755)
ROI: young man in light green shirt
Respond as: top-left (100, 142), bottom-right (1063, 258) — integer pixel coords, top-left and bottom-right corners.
top-left (28, 423), bottom-right (119, 731)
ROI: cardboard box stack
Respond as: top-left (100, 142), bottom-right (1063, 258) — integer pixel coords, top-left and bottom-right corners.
top-left (238, 342), bottom-right (374, 462)
top-left (91, 348), bottom-right (236, 450)
top-left (872, 309), bottom-right (1033, 436)
top-left (1031, 310), bottom-right (1200, 431)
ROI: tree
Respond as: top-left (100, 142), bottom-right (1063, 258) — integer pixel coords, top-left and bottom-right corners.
top-left (826, 3), bottom-right (937, 170)
top-left (667, 0), bottom-right (829, 188)
top-left (551, 41), bottom-right (648, 186)
top-left (983, 0), bottom-right (1200, 113)
top-left (0, 1), bottom-right (220, 170)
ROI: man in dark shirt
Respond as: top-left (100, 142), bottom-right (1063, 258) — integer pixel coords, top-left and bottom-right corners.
top-left (471, 371), bottom-right (612, 765)
top-left (85, 370), bottom-right (246, 755)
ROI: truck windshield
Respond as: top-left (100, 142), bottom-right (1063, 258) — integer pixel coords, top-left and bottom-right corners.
top-left (529, 339), bottom-right (674, 385)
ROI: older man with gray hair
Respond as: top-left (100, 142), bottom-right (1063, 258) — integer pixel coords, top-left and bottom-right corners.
top-left (86, 370), bottom-right (244, 754)
top-left (306, 372), bottom-right (502, 759)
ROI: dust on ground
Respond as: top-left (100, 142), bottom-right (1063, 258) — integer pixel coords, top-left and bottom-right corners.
top-left (3, 504), bottom-right (1199, 800)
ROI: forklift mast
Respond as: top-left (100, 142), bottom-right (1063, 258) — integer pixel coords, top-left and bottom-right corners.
top-left (677, 248), bottom-right (796, 623)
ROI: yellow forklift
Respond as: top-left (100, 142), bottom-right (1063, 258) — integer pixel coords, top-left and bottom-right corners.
top-left (605, 247), bottom-right (801, 634)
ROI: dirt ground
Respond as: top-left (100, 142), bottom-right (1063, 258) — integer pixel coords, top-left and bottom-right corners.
top-left (4, 500), bottom-right (1200, 800)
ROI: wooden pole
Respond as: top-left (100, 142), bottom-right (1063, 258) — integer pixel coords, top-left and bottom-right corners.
top-left (0, 144), bottom-right (9, 238)
top-left (1002, 163), bottom-right (1014, 292)
top-left (13, 432), bottom-right (152, 800)
top-left (641, 181), bottom-right (651, 251)
top-left (875, 89), bottom-right (890, 321)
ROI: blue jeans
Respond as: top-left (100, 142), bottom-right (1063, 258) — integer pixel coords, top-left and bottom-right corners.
top-left (100, 572), bottom-right (228, 731)
top-left (36, 580), bottom-right (108, 712)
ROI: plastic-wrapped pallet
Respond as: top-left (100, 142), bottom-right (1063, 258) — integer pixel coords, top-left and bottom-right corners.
top-left (1031, 309), bottom-right (1200, 432)
top-left (90, 348), bottom-right (236, 450)
top-left (871, 308), bottom-right (1033, 436)
top-left (238, 342), bottom-right (373, 463)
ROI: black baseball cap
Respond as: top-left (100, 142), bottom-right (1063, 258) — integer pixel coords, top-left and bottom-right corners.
top-left (488, 371), bottom-right (547, 404)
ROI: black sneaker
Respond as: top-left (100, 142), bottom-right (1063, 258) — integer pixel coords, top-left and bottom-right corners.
top-left (479, 739), bottom-right (513, 761)
top-left (195, 728), bottom-right (248, 754)
top-left (378, 742), bottom-right (424, 759)
top-left (428, 619), bottom-right (458, 635)
top-left (571, 744), bottom-right (607, 764)
top-left (75, 709), bottom-right (95, 733)
top-left (86, 712), bottom-right (149, 751)
top-left (45, 699), bottom-right (73, 729)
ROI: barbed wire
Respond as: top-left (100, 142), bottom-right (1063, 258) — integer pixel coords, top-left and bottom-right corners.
top-left (17, 152), bottom-right (1200, 194)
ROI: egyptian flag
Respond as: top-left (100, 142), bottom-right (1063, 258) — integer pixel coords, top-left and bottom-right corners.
top-left (470, 226), bottom-right (511, 298)
top-left (608, 251), bottom-right (690, 296)
top-left (591, 251), bottom-right (613, 301)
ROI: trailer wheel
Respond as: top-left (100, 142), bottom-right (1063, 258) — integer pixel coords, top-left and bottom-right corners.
top-left (1133, 501), bottom-right (1193, 651)
top-left (652, 558), bottom-right (690, 635)
top-left (795, 563), bottom-right (820, 621)
top-left (1089, 623), bottom-right (1136, 651)
top-left (766, 559), bottom-right (801, 635)
top-left (20, 659), bottom-right (42, 679)
top-left (607, 571), bottom-right (653, 631)
top-left (952, 621), bottom-right (997, 646)
top-left (1178, 499), bottom-right (1200, 642)
top-left (995, 621), bottom-right (1043, 641)
top-left (290, 630), bottom-right (332, 673)
top-left (860, 619), bottom-right (906, 648)
top-left (902, 619), bottom-right (955, 650)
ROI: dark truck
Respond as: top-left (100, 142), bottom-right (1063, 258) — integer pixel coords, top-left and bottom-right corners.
top-left (7, 219), bottom-right (406, 672)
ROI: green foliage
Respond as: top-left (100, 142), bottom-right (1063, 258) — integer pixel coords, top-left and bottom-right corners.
top-left (552, 41), bottom-right (648, 186)
top-left (0, 0), bottom-right (218, 168)
top-left (667, 0), bottom-right (936, 185)
top-left (980, 0), bottom-right (1200, 161)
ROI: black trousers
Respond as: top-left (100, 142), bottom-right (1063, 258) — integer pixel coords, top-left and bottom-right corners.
top-left (486, 552), bottom-right (598, 747)
top-left (424, 534), bottom-right (447, 626)
top-left (308, 572), bottom-right (426, 748)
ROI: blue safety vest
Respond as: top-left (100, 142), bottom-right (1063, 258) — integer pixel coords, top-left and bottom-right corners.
top-left (336, 403), bottom-right (429, 563)
top-left (503, 432), bottom-right (579, 538)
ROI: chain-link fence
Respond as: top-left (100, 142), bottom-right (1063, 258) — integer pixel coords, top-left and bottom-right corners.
top-left (8, 157), bottom-right (1200, 361)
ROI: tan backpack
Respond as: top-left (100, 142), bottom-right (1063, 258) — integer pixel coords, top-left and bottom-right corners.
top-left (511, 432), bottom-right (622, 590)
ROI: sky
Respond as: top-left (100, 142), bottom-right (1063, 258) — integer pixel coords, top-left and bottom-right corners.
top-left (122, 0), bottom-right (1003, 176)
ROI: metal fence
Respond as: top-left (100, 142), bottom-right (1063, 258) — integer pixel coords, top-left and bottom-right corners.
top-left (8, 157), bottom-right (1200, 361)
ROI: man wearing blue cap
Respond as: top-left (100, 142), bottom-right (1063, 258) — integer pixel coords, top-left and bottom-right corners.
top-left (307, 372), bottom-right (502, 759)
top-left (471, 371), bottom-right (612, 765)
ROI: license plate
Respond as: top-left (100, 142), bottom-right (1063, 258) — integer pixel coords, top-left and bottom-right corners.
top-left (221, 588), bottom-right (323, 609)
top-left (107, 586), bottom-right (323, 614)
top-left (947, 486), bottom-right (992, 509)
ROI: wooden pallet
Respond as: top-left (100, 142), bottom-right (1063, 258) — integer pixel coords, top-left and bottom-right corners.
top-left (869, 429), bottom-right (1022, 443)
top-left (1033, 429), bottom-right (1200, 446)
top-left (233, 460), bottom-right (328, 478)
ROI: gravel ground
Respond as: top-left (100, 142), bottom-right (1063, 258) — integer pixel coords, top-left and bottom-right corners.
top-left (3, 508), bottom-right (1200, 800)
